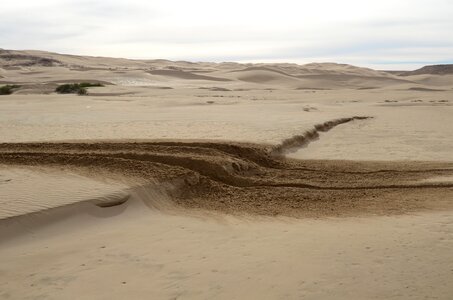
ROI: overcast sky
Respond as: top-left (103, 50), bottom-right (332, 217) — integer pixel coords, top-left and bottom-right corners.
top-left (1, 0), bottom-right (452, 69)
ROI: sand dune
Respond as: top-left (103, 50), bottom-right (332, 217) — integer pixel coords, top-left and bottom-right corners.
top-left (148, 69), bottom-right (231, 81)
top-left (228, 68), bottom-right (301, 85)
top-left (0, 49), bottom-right (426, 90)
top-left (405, 74), bottom-right (453, 87)
top-left (0, 50), bottom-right (63, 67)
top-left (221, 65), bottom-right (408, 89)
top-left (230, 66), bottom-right (297, 77)
top-left (1, 49), bottom-right (453, 299)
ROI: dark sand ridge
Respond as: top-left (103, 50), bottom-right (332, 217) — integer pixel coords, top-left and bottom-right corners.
top-left (1, 117), bottom-right (453, 219)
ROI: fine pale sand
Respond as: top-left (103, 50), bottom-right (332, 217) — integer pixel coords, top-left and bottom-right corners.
top-left (2, 195), bottom-right (453, 300)
top-left (1, 49), bottom-right (453, 299)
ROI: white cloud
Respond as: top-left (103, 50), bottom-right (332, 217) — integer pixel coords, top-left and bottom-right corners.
top-left (1, 0), bottom-right (452, 69)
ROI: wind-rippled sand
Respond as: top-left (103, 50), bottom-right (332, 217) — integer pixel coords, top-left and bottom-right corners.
top-left (0, 167), bottom-right (129, 219)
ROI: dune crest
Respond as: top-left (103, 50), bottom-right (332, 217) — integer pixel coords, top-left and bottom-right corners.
top-left (4, 49), bottom-right (449, 91)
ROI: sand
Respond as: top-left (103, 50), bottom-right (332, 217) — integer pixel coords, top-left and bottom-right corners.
top-left (1, 141), bottom-right (453, 218)
top-left (0, 167), bottom-right (129, 219)
top-left (2, 197), bottom-right (453, 300)
top-left (1, 49), bottom-right (453, 299)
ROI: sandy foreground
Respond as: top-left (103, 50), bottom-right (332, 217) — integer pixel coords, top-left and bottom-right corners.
top-left (1, 197), bottom-right (453, 300)
top-left (1, 49), bottom-right (453, 299)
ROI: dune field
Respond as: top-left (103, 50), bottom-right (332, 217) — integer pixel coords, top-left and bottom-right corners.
top-left (1, 49), bottom-right (453, 299)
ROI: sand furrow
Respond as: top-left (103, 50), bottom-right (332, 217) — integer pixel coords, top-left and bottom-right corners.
top-left (1, 139), bottom-right (453, 218)
top-left (271, 116), bottom-right (372, 155)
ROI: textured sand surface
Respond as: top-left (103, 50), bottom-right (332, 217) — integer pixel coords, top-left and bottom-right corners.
top-left (1, 193), bottom-right (452, 300)
top-left (1, 141), bottom-right (453, 219)
top-left (1, 49), bottom-right (453, 299)
top-left (0, 167), bottom-right (129, 219)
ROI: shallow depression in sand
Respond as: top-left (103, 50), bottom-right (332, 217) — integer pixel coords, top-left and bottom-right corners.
top-left (0, 167), bottom-right (130, 219)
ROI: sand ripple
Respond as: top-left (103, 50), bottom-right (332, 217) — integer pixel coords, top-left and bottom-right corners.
top-left (0, 168), bottom-right (129, 219)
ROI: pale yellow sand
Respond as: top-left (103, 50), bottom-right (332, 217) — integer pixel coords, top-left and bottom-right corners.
top-left (0, 167), bottom-right (130, 219)
top-left (1, 195), bottom-right (452, 300)
top-left (1, 50), bottom-right (453, 160)
top-left (1, 50), bottom-right (453, 299)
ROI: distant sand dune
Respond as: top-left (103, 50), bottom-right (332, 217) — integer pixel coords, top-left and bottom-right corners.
top-left (230, 66), bottom-right (297, 77)
top-left (407, 74), bottom-right (453, 87)
top-left (148, 69), bottom-right (231, 81)
top-left (2, 49), bottom-right (452, 92)
top-left (228, 68), bottom-right (301, 85)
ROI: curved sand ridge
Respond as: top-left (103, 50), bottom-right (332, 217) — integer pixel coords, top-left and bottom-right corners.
top-left (272, 116), bottom-right (372, 155)
top-left (0, 182), bottom-right (177, 242)
top-left (1, 117), bottom-right (453, 219)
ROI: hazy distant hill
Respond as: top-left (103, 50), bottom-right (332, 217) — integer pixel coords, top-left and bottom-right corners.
top-left (1, 49), bottom-right (452, 91)
top-left (399, 64), bottom-right (453, 76)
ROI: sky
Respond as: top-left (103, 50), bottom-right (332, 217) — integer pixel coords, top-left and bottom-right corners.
top-left (1, 0), bottom-right (452, 69)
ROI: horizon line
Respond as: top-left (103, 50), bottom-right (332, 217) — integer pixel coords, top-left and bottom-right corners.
top-left (2, 47), bottom-right (452, 71)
